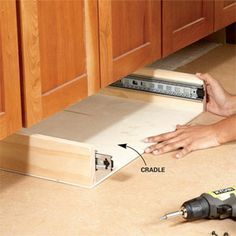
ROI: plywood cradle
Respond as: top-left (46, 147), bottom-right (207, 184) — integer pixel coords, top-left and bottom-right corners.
top-left (0, 69), bottom-right (205, 188)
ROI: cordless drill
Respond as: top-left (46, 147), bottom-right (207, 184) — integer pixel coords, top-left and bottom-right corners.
top-left (161, 186), bottom-right (236, 221)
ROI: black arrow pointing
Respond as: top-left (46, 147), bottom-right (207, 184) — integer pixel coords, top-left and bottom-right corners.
top-left (118, 143), bottom-right (147, 166)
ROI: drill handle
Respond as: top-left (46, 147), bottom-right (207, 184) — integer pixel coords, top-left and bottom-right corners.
top-left (203, 192), bottom-right (236, 220)
top-left (228, 193), bottom-right (236, 218)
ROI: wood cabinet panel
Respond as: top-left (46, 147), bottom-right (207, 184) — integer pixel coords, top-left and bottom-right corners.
top-left (0, 49), bottom-right (3, 113)
top-left (215, 0), bottom-right (236, 31)
top-left (0, 1), bottom-right (22, 140)
top-left (172, 1), bottom-right (203, 30)
top-left (162, 0), bottom-right (214, 57)
top-left (224, 0), bottom-right (236, 7)
top-left (99, 0), bottom-right (161, 87)
top-left (111, 1), bottom-right (149, 58)
top-left (18, 0), bottom-right (100, 127)
top-left (37, 1), bottom-right (86, 94)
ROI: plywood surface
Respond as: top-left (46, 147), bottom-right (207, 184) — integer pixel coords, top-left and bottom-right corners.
top-left (21, 92), bottom-right (202, 186)
top-left (0, 45), bottom-right (236, 235)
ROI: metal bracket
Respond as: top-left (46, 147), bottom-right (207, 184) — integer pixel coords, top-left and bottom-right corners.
top-left (95, 152), bottom-right (113, 171)
top-left (111, 74), bottom-right (205, 101)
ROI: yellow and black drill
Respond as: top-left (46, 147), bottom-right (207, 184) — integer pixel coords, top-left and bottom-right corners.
top-left (161, 186), bottom-right (236, 221)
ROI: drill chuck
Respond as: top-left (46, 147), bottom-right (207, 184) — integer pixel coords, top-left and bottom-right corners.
top-left (181, 196), bottom-right (210, 220)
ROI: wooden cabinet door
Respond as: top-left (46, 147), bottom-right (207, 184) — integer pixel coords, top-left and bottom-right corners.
top-left (162, 0), bottom-right (214, 57)
top-left (0, 1), bottom-right (22, 140)
top-left (18, 1), bottom-right (100, 127)
top-left (215, 0), bottom-right (236, 31)
top-left (99, 0), bottom-right (161, 87)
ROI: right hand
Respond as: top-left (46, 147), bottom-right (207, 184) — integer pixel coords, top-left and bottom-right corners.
top-left (144, 123), bottom-right (220, 158)
top-left (196, 73), bottom-right (233, 117)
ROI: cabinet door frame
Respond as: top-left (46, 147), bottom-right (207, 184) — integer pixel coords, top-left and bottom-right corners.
top-left (0, 1), bottom-right (22, 140)
top-left (18, 0), bottom-right (100, 127)
top-left (214, 0), bottom-right (236, 31)
top-left (162, 0), bottom-right (214, 57)
top-left (98, 0), bottom-right (161, 87)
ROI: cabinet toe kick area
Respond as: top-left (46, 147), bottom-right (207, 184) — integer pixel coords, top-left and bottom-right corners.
top-left (0, 70), bottom-right (205, 188)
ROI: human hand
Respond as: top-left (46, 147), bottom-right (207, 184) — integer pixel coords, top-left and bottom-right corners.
top-left (196, 73), bottom-right (233, 117)
top-left (144, 124), bottom-right (220, 158)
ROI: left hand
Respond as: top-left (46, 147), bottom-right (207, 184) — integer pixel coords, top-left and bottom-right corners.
top-left (144, 124), bottom-right (220, 158)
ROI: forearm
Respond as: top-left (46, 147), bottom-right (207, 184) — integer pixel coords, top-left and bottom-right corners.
top-left (214, 114), bottom-right (236, 144)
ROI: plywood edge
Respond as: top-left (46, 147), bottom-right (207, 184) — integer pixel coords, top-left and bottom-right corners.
top-left (133, 68), bottom-right (203, 85)
top-left (0, 133), bottom-right (96, 187)
top-left (101, 87), bottom-right (204, 113)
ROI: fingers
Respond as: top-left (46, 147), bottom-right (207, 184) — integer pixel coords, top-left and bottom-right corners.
top-left (176, 124), bottom-right (194, 130)
top-left (176, 124), bottom-right (185, 129)
top-left (145, 125), bottom-right (188, 143)
top-left (144, 125), bottom-right (197, 158)
top-left (196, 73), bottom-right (214, 85)
top-left (144, 126), bottom-right (193, 154)
top-left (145, 136), bottom-right (181, 153)
top-left (145, 139), bottom-right (193, 158)
top-left (176, 145), bottom-right (193, 158)
top-left (145, 139), bottom-right (188, 156)
top-left (144, 129), bottom-right (182, 143)
top-left (144, 122), bottom-right (219, 158)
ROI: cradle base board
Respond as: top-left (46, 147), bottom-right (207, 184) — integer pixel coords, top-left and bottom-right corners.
top-left (0, 70), bottom-right (205, 188)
